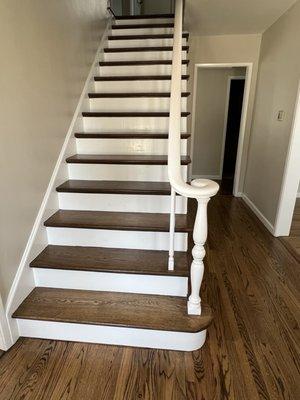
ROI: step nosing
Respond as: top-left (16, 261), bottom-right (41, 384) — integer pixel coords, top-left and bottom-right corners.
top-left (88, 92), bottom-right (190, 98)
top-left (82, 112), bottom-right (190, 117)
top-left (94, 75), bottom-right (189, 81)
top-left (65, 155), bottom-right (191, 165)
top-left (74, 132), bottom-right (191, 139)
top-left (103, 46), bottom-right (189, 52)
top-left (99, 60), bottom-right (189, 66)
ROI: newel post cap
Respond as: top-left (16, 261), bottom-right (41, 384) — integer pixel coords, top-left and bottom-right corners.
top-left (191, 179), bottom-right (219, 198)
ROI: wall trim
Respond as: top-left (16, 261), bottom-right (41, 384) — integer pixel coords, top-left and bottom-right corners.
top-left (4, 18), bottom-right (111, 346)
top-left (242, 194), bottom-right (275, 234)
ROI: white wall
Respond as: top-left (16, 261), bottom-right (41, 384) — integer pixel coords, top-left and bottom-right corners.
top-left (192, 68), bottom-right (245, 178)
top-left (187, 34), bottom-right (262, 190)
top-left (244, 0), bottom-right (300, 227)
top-left (143, 0), bottom-right (173, 14)
top-left (0, 0), bottom-right (107, 304)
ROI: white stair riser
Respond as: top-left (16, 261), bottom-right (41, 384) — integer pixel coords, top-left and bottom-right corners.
top-left (98, 64), bottom-right (187, 76)
top-left (108, 38), bottom-right (186, 48)
top-left (76, 138), bottom-right (188, 155)
top-left (17, 320), bottom-right (207, 351)
top-left (89, 97), bottom-right (187, 112)
top-left (94, 79), bottom-right (187, 93)
top-left (104, 50), bottom-right (187, 61)
top-left (111, 27), bottom-right (174, 36)
top-left (47, 228), bottom-right (188, 251)
top-left (115, 18), bottom-right (174, 25)
top-left (58, 193), bottom-right (187, 214)
top-left (83, 116), bottom-right (188, 132)
top-left (68, 164), bottom-right (188, 182)
top-left (33, 269), bottom-right (188, 297)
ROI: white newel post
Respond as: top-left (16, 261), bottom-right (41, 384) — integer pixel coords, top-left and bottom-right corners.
top-left (187, 181), bottom-right (211, 315)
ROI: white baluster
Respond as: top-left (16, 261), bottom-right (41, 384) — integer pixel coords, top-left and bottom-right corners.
top-left (187, 185), bottom-right (210, 315)
top-left (168, 187), bottom-right (176, 270)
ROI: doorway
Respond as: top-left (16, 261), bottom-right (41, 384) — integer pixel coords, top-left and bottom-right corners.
top-left (191, 64), bottom-right (252, 196)
top-left (221, 77), bottom-right (245, 194)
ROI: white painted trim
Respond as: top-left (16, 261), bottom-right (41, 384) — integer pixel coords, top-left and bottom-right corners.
top-left (33, 268), bottom-right (188, 297)
top-left (297, 192), bottom-right (300, 198)
top-left (242, 194), bottom-right (275, 234)
top-left (5, 19), bottom-right (112, 345)
top-left (16, 319), bottom-right (207, 351)
top-left (0, 295), bottom-right (13, 350)
top-left (274, 81), bottom-right (300, 236)
top-left (190, 63), bottom-right (253, 197)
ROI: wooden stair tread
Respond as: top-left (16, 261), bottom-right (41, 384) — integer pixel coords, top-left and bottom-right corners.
top-left (74, 132), bottom-right (191, 139)
top-left (44, 210), bottom-right (192, 232)
top-left (88, 92), bottom-right (190, 98)
top-left (104, 46), bottom-right (189, 52)
top-left (94, 75), bottom-right (189, 81)
top-left (111, 23), bottom-right (174, 29)
top-left (13, 287), bottom-right (212, 333)
top-left (82, 111), bottom-right (190, 117)
top-left (108, 33), bottom-right (188, 40)
top-left (99, 60), bottom-right (189, 66)
top-left (56, 180), bottom-right (172, 195)
top-left (114, 14), bottom-right (174, 20)
top-left (65, 154), bottom-right (191, 165)
top-left (30, 245), bottom-right (189, 276)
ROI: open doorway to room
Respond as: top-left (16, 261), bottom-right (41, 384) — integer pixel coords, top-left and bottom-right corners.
top-left (191, 64), bottom-right (252, 196)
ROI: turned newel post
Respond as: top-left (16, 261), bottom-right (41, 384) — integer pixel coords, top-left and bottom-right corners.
top-left (187, 179), bottom-right (218, 315)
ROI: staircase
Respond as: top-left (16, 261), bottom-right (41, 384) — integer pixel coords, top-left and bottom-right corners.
top-left (11, 11), bottom-right (216, 351)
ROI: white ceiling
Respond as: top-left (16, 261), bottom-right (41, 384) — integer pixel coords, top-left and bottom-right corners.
top-left (185, 0), bottom-right (298, 35)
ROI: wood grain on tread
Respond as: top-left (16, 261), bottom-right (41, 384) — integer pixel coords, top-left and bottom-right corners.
top-left (111, 22), bottom-right (174, 29)
top-left (99, 59), bottom-right (189, 66)
top-left (44, 210), bottom-right (192, 232)
top-left (56, 180), bottom-right (172, 195)
top-left (30, 245), bottom-right (189, 276)
top-left (94, 74), bottom-right (189, 81)
top-left (13, 288), bottom-right (211, 333)
top-left (88, 92), bottom-right (190, 98)
top-left (114, 14), bottom-right (174, 20)
top-left (108, 33), bottom-right (189, 40)
top-left (104, 46), bottom-right (189, 52)
top-left (65, 154), bottom-right (191, 165)
top-left (74, 132), bottom-right (191, 139)
top-left (82, 111), bottom-right (190, 117)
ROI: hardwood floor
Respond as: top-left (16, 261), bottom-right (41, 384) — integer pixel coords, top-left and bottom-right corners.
top-left (0, 195), bottom-right (299, 400)
top-left (281, 199), bottom-right (300, 261)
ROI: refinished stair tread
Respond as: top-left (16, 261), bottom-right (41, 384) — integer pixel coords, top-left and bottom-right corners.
top-left (99, 60), bottom-right (189, 66)
top-left (88, 92), bottom-right (190, 98)
top-left (65, 154), bottom-right (191, 165)
top-left (44, 210), bottom-right (193, 232)
top-left (115, 14), bottom-right (174, 20)
top-left (30, 245), bottom-right (189, 276)
top-left (94, 75), bottom-right (189, 81)
top-left (111, 23), bottom-right (174, 29)
top-left (108, 33), bottom-right (189, 40)
top-left (56, 180), bottom-right (173, 195)
top-left (74, 132), bottom-right (191, 139)
top-left (13, 287), bottom-right (212, 333)
top-left (82, 111), bottom-right (190, 117)
top-left (103, 46), bottom-right (189, 52)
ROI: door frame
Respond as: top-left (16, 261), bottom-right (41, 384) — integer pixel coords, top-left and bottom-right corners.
top-left (274, 81), bottom-right (300, 236)
top-left (190, 63), bottom-right (253, 196)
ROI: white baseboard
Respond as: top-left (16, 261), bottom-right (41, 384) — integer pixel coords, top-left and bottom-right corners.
top-left (4, 19), bottom-right (112, 347)
top-left (16, 319), bottom-right (207, 351)
top-left (242, 194), bottom-right (275, 235)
